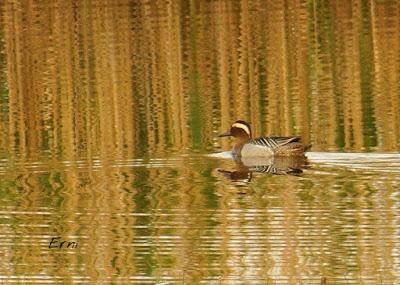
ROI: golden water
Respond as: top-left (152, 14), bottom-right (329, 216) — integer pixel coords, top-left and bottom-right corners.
top-left (0, 1), bottom-right (399, 284)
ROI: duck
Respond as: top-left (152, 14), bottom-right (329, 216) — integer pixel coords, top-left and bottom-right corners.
top-left (218, 120), bottom-right (310, 157)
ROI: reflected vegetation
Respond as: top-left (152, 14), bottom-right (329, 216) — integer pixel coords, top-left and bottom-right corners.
top-left (0, 0), bottom-right (399, 159)
top-left (0, 0), bottom-right (400, 284)
top-left (0, 155), bottom-right (399, 284)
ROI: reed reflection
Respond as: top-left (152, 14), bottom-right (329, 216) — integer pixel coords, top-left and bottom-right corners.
top-left (0, 0), bottom-right (399, 159)
top-left (0, 155), bottom-right (398, 283)
top-left (0, 0), bottom-right (400, 284)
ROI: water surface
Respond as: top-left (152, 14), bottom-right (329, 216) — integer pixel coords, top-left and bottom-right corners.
top-left (0, 1), bottom-right (400, 284)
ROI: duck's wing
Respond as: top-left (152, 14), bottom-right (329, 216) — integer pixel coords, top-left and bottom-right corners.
top-left (249, 136), bottom-right (301, 149)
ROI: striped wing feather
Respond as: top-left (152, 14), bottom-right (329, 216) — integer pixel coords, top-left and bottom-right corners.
top-left (249, 136), bottom-right (301, 149)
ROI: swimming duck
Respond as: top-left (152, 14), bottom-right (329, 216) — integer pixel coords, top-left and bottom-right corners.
top-left (218, 120), bottom-right (310, 157)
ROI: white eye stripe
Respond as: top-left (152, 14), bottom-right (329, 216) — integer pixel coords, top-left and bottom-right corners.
top-left (232, 123), bottom-right (251, 136)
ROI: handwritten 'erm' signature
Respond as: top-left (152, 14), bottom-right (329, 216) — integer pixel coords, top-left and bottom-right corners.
top-left (49, 237), bottom-right (78, 249)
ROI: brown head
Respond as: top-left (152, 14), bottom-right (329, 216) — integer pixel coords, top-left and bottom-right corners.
top-left (218, 120), bottom-right (252, 143)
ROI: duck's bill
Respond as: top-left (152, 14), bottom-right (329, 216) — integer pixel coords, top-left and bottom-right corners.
top-left (218, 131), bottom-right (231, 137)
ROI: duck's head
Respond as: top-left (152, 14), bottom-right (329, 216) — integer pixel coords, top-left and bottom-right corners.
top-left (218, 120), bottom-right (252, 141)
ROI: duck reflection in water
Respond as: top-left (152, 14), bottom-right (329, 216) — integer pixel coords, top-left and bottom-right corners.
top-left (218, 156), bottom-right (308, 182)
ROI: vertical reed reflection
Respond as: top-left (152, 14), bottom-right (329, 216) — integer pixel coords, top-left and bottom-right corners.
top-left (0, 0), bottom-right (399, 159)
top-left (0, 157), bottom-right (399, 283)
top-left (1, 0), bottom-right (400, 282)
top-left (0, 162), bottom-right (144, 282)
